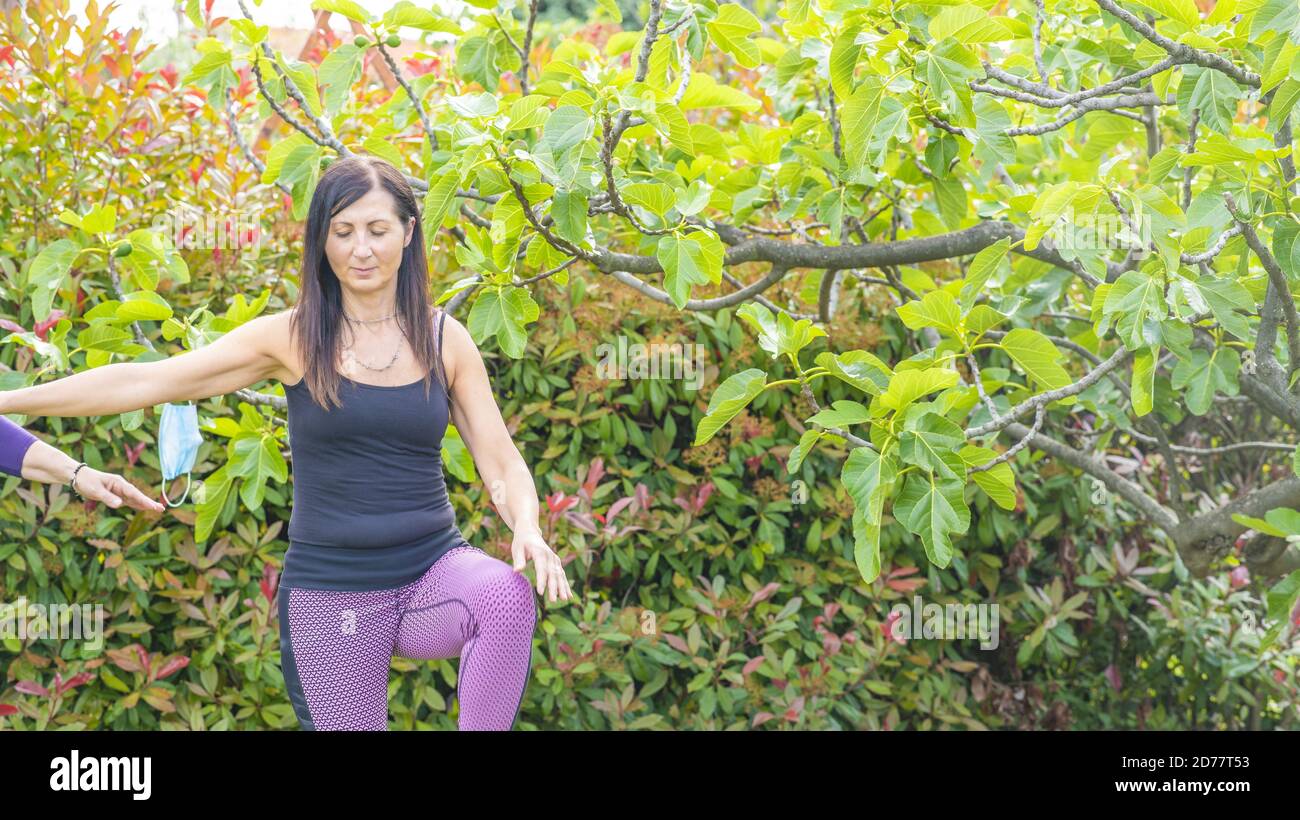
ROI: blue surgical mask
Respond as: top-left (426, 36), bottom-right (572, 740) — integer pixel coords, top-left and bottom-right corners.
top-left (159, 402), bottom-right (203, 507)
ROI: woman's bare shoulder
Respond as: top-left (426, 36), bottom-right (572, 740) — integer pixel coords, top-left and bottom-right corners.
top-left (433, 306), bottom-right (476, 389)
top-left (251, 307), bottom-right (301, 384)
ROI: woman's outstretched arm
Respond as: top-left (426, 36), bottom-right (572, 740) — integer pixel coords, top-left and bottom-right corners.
top-left (0, 416), bottom-right (164, 511)
top-left (0, 312), bottom-right (286, 417)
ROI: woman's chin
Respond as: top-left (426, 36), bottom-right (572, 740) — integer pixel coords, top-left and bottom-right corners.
top-left (343, 273), bottom-right (387, 290)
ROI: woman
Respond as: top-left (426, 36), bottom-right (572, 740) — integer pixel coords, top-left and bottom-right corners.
top-left (0, 155), bottom-right (571, 731)
top-left (0, 415), bottom-right (165, 512)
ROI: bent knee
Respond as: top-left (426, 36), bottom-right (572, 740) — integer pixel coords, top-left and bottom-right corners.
top-left (472, 563), bottom-right (538, 632)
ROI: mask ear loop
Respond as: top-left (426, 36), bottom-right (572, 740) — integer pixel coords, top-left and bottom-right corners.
top-left (162, 474), bottom-right (192, 508)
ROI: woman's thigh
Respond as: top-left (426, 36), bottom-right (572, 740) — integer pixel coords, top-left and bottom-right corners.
top-left (277, 585), bottom-right (402, 731)
top-left (393, 544), bottom-right (539, 730)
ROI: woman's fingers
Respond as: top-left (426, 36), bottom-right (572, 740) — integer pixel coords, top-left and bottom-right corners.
top-left (114, 477), bottom-right (166, 512)
top-left (558, 563), bottom-right (572, 601)
top-left (546, 559), bottom-right (559, 602)
top-left (534, 554), bottom-right (548, 596)
top-left (79, 471), bottom-right (165, 512)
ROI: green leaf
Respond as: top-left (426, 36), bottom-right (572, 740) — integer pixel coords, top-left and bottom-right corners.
top-left (311, 0), bottom-right (373, 24)
top-left (383, 1), bottom-right (462, 33)
top-left (183, 46), bottom-right (238, 108)
top-left (656, 229), bottom-right (724, 308)
top-left (76, 324), bottom-right (144, 356)
top-left (1195, 276), bottom-right (1254, 340)
top-left (623, 182), bottom-right (676, 218)
top-left (231, 434), bottom-right (288, 509)
top-left (1135, 0), bottom-right (1200, 28)
top-left (899, 411), bottom-right (967, 480)
top-left (550, 191), bottom-right (588, 245)
top-left (879, 368), bottom-right (960, 414)
top-left (679, 72), bottom-right (763, 112)
top-left (841, 446), bottom-right (898, 583)
top-left (457, 35), bottom-right (501, 90)
top-left (80, 204), bottom-right (117, 235)
top-left (828, 26), bottom-right (862, 100)
top-left (28, 239), bottom-right (79, 322)
top-left (1230, 513), bottom-right (1288, 537)
top-left (318, 43), bottom-right (364, 117)
top-left (787, 428), bottom-right (824, 474)
top-left (1184, 66), bottom-right (1241, 135)
top-left (507, 95), bottom-right (551, 131)
top-left (116, 291), bottom-right (173, 322)
top-left (929, 5), bottom-right (1014, 41)
top-left (195, 465), bottom-right (234, 543)
top-left (1104, 270), bottom-right (1166, 350)
top-left (279, 58), bottom-right (322, 119)
top-left (1261, 568), bottom-right (1300, 648)
top-left (960, 238), bottom-right (1010, 310)
top-left (1252, 0), bottom-right (1300, 40)
top-left (441, 424), bottom-right (478, 482)
top-left (895, 289), bottom-right (963, 338)
top-left (1171, 346), bottom-right (1239, 415)
top-left (261, 132), bottom-right (311, 186)
top-left (841, 75), bottom-right (888, 172)
top-left (813, 350), bottom-right (892, 395)
top-left (893, 471), bottom-right (969, 568)
top-left (920, 37), bottom-right (980, 128)
top-left (706, 3), bottom-right (761, 69)
top-left (539, 105), bottom-right (592, 155)
top-left (650, 102), bottom-right (695, 155)
top-left (421, 167), bottom-right (460, 238)
top-left (959, 445), bottom-right (1018, 510)
top-left (121, 228), bottom-right (188, 289)
top-left (807, 399), bottom-right (871, 428)
top-left (966, 305), bottom-right (1008, 337)
top-left (1000, 328), bottom-right (1072, 391)
top-left (467, 286), bottom-right (540, 358)
top-left (447, 91), bottom-right (499, 118)
top-left (735, 302), bottom-right (827, 360)
top-left (1132, 346), bottom-right (1156, 417)
top-left (694, 368), bottom-right (767, 445)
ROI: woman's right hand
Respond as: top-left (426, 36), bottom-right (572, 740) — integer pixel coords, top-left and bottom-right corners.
top-left (72, 466), bottom-right (166, 513)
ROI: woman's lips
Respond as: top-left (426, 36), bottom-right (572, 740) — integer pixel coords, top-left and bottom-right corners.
top-left (353, 266), bottom-right (376, 275)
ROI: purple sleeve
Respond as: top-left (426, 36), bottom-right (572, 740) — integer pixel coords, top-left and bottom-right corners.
top-left (0, 416), bottom-right (38, 478)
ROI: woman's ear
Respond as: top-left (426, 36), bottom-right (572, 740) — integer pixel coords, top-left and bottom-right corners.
top-left (404, 216), bottom-right (414, 247)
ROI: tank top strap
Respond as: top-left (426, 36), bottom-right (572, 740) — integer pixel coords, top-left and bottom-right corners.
top-left (435, 307), bottom-right (451, 402)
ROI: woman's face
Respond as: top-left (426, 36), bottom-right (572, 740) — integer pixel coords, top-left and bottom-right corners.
top-left (324, 186), bottom-right (414, 297)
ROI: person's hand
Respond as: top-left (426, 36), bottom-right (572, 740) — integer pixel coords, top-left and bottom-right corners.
top-left (511, 528), bottom-right (572, 603)
top-left (73, 467), bottom-right (165, 513)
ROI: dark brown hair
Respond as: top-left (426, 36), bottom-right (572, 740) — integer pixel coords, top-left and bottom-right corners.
top-left (289, 155), bottom-right (443, 410)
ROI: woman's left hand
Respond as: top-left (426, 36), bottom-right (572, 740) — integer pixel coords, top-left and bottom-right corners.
top-left (511, 529), bottom-right (572, 603)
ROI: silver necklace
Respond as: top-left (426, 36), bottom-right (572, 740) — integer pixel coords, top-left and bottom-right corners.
top-left (343, 310), bottom-right (396, 325)
top-left (341, 308), bottom-right (402, 371)
top-left (345, 343), bottom-right (402, 372)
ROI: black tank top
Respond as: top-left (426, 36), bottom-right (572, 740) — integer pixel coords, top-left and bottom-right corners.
top-left (279, 308), bottom-right (467, 591)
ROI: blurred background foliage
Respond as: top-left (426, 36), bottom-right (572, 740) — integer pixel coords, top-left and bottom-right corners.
top-left (0, 0), bottom-right (1295, 729)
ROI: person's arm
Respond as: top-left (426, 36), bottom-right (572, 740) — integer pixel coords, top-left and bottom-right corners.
top-left (0, 312), bottom-right (285, 417)
top-left (442, 313), bottom-right (572, 603)
top-left (0, 415), bottom-right (37, 477)
top-left (0, 416), bottom-right (163, 511)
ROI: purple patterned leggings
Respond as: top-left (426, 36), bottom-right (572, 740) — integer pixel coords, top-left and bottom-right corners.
top-left (277, 544), bottom-right (538, 731)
